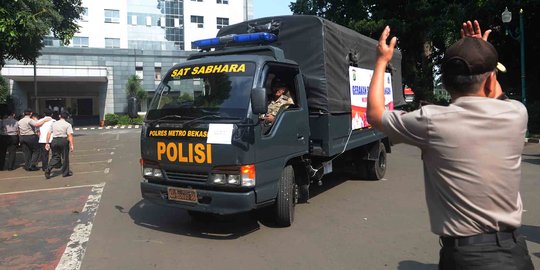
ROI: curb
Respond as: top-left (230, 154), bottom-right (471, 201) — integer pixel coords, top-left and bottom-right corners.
top-left (74, 125), bottom-right (141, 131)
top-left (525, 138), bottom-right (540, 144)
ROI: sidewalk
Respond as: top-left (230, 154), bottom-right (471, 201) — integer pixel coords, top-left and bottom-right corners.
top-left (73, 124), bottom-right (141, 131)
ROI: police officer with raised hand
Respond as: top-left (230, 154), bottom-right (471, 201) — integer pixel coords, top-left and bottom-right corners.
top-left (17, 108), bottom-right (51, 171)
top-left (367, 22), bottom-right (534, 269)
top-left (45, 111), bottom-right (74, 179)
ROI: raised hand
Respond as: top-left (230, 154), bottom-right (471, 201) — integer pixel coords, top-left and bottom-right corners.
top-left (377, 26), bottom-right (397, 63)
top-left (460, 20), bottom-right (491, 41)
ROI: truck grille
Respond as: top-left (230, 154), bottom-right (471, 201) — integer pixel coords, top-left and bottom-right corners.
top-left (165, 171), bottom-right (208, 183)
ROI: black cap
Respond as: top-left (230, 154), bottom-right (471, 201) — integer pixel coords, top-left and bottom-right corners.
top-left (24, 108), bottom-right (33, 114)
top-left (60, 111), bottom-right (69, 119)
top-left (442, 37), bottom-right (498, 76)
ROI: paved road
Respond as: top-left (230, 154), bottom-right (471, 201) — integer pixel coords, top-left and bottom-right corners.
top-left (1, 128), bottom-right (539, 270)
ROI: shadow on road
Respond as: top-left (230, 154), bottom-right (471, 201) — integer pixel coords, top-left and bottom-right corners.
top-left (398, 260), bottom-right (437, 270)
top-left (128, 199), bottom-right (261, 240)
top-left (522, 158), bottom-right (540, 165)
top-left (521, 224), bottom-right (540, 244)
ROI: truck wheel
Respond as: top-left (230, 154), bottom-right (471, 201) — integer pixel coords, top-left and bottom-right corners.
top-left (275, 165), bottom-right (296, 227)
top-left (366, 143), bottom-right (386, 180)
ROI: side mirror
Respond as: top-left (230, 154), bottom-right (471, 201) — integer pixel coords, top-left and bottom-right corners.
top-left (251, 87), bottom-right (267, 115)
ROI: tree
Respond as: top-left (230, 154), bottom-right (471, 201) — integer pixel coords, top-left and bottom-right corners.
top-left (0, 0), bottom-right (83, 69)
top-left (290, 0), bottom-right (540, 103)
top-left (126, 74), bottom-right (147, 111)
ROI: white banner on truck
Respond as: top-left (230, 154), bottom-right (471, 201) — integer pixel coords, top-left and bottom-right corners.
top-left (349, 67), bottom-right (394, 130)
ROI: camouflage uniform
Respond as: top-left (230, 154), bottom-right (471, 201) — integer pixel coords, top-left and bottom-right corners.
top-left (267, 94), bottom-right (294, 117)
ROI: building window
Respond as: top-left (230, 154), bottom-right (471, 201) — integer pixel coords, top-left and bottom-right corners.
top-left (191, 15), bottom-right (204, 28)
top-left (217, 0), bottom-right (228, 4)
top-left (135, 66), bottom-right (143, 80)
top-left (216, 17), bottom-right (229, 29)
top-left (131, 15), bottom-right (137, 25)
top-left (154, 67), bottom-right (162, 81)
top-left (146, 16), bottom-right (152, 26)
top-left (81, 7), bottom-right (89, 21)
top-left (105, 38), bottom-right (120, 48)
top-left (191, 0), bottom-right (203, 2)
top-left (73, 36), bottom-right (89, 47)
top-left (104, 9), bottom-right (120, 23)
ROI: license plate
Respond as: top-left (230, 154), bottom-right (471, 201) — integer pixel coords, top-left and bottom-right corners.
top-left (167, 187), bottom-right (197, 203)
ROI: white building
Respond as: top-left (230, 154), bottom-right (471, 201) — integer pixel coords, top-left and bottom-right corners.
top-left (68, 0), bottom-right (253, 51)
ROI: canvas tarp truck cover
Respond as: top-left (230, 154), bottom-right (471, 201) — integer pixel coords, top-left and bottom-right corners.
top-left (217, 15), bottom-right (404, 114)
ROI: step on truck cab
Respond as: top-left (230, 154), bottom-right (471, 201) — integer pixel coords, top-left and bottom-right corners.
top-left (140, 15), bottom-right (404, 226)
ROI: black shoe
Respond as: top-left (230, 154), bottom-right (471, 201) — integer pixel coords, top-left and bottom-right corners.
top-left (28, 167), bottom-right (39, 171)
top-left (45, 171), bottom-right (51, 179)
top-left (63, 171), bottom-right (73, 177)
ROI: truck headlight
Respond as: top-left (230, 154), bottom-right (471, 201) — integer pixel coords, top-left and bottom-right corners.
top-left (140, 159), bottom-right (164, 179)
top-left (211, 173), bottom-right (226, 184)
top-left (227, 174), bottom-right (241, 185)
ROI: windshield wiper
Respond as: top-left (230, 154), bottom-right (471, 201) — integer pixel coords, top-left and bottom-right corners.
top-left (146, 115), bottom-right (187, 125)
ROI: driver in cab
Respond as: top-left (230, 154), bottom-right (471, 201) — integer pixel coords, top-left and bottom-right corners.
top-left (260, 78), bottom-right (294, 126)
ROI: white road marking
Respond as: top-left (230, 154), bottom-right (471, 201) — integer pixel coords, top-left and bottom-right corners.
top-left (0, 170), bottom-right (104, 181)
top-left (107, 159), bottom-right (112, 163)
top-left (115, 133), bottom-right (120, 140)
top-left (0, 183), bottom-right (103, 196)
top-left (75, 147), bottom-right (116, 153)
top-left (110, 152), bottom-right (114, 155)
top-left (55, 183), bottom-right (106, 270)
top-left (71, 160), bottom-right (107, 165)
top-left (72, 153), bottom-right (113, 158)
top-left (104, 168), bottom-right (110, 174)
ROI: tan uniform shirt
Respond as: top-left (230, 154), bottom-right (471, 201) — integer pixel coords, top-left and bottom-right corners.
top-left (50, 119), bottom-right (74, 138)
top-left (17, 116), bottom-right (37, 135)
top-left (382, 96), bottom-right (527, 237)
top-left (267, 94), bottom-right (294, 116)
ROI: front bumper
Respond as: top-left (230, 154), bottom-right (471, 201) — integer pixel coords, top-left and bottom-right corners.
top-left (140, 181), bottom-right (259, 215)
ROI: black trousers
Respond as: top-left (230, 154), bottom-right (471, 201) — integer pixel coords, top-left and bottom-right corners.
top-left (439, 234), bottom-right (534, 270)
top-left (3, 135), bottom-right (18, 170)
top-left (47, 138), bottom-right (70, 176)
top-left (39, 143), bottom-right (50, 170)
top-left (0, 135), bottom-right (7, 170)
top-left (20, 135), bottom-right (39, 170)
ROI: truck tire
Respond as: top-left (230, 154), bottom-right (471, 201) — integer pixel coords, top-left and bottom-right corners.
top-left (366, 142), bottom-right (387, 180)
top-left (275, 165), bottom-right (296, 227)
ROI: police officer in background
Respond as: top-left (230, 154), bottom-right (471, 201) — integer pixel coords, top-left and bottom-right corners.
top-left (0, 111), bottom-right (19, 170)
top-left (45, 111), bottom-right (74, 179)
top-left (18, 108), bottom-right (51, 171)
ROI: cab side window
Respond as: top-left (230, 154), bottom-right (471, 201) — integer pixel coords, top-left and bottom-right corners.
top-left (260, 65), bottom-right (299, 134)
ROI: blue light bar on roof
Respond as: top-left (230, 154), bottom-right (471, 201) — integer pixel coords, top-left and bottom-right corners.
top-left (192, 32), bottom-right (278, 49)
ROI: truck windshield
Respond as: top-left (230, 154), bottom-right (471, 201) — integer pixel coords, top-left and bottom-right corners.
top-left (146, 62), bottom-right (256, 121)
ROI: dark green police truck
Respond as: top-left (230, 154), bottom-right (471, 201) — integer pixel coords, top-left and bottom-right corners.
top-left (140, 15), bottom-right (404, 226)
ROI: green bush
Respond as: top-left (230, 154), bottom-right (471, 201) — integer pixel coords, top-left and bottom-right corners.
top-left (104, 113), bottom-right (119, 126)
top-left (104, 113), bottom-right (144, 126)
top-left (118, 114), bottom-right (131, 125)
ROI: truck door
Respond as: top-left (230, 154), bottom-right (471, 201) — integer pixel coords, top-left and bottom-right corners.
top-left (254, 64), bottom-right (309, 201)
